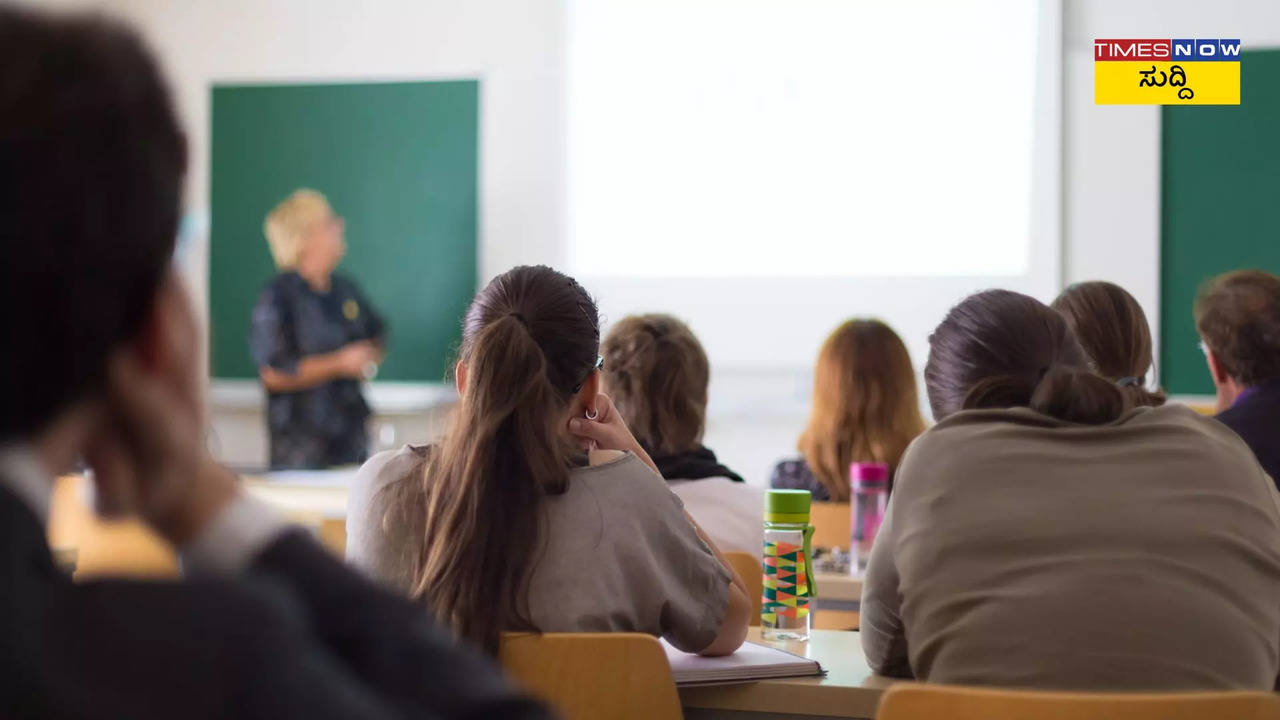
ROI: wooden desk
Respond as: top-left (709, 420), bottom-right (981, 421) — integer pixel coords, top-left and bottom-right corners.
top-left (241, 478), bottom-right (350, 520)
top-left (813, 573), bottom-right (862, 612)
top-left (680, 628), bottom-right (899, 719)
top-left (812, 573), bottom-right (863, 631)
top-left (241, 474), bottom-right (353, 556)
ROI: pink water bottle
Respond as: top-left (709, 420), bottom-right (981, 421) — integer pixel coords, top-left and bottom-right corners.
top-left (850, 462), bottom-right (889, 573)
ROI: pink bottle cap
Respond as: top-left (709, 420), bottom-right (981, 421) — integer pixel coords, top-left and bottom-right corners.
top-left (850, 462), bottom-right (889, 491)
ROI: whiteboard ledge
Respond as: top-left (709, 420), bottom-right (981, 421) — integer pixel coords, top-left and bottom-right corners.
top-left (210, 379), bottom-right (456, 414)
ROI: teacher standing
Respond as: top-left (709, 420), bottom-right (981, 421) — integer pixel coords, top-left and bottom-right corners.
top-left (250, 189), bottom-right (387, 469)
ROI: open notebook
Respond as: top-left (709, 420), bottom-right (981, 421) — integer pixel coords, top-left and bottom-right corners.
top-left (661, 640), bottom-right (823, 685)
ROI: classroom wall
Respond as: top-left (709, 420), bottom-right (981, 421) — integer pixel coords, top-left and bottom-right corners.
top-left (103, 0), bottom-right (568, 305)
top-left (1062, 0), bottom-right (1280, 393)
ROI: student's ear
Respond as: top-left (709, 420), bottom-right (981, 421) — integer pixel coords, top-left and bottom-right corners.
top-left (1206, 348), bottom-right (1231, 385)
top-left (455, 360), bottom-right (469, 395)
top-left (134, 271), bottom-right (202, 418)
top-left (572, 368), bottom-right (602, 416)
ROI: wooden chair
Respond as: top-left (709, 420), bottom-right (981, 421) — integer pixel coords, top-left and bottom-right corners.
top-left (810, 501), bottom-right (851, 549)
top-left (1186, 402), bottom-right (1217, 416)
top-left (724, 551), bottom-right (763, 626)
top-left (500, 633), bottom-right (681, 720)
top-left (319, 517), bottom-right (347, 557)
top-left (48, 475), bottom-right (178, 580)
top-left (876, 684), bottom-right (1280, 720)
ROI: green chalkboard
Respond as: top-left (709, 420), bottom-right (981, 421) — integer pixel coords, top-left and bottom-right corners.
top-left (210, 80), bottom-right (478, 382)
top-left (1161, 50), bottom-right (1280, 394)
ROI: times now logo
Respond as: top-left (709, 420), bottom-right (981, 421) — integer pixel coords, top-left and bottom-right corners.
top-left (1094, 39), bottom-right (1241, 61)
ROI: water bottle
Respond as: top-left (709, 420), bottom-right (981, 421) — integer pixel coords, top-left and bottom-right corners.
top-left (851, 462), bottom-right (890, 574)
top-left (762, 489), bottom-right (817, 641)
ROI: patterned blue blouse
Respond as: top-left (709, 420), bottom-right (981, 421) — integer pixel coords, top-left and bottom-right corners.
top-left (249, 271), bottom-right (386, 469)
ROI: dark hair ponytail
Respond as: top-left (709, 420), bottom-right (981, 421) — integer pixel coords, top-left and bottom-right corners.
top-left (400, 265), bottom-right (600, 655)
top-left (928, 289), bottom-right (1131, 424)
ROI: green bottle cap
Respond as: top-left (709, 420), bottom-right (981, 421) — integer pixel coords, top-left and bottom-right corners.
top-left (764, 489), bottom-right (811, 523)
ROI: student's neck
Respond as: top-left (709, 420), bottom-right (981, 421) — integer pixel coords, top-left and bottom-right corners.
top-left (296, 264), bottom-right (332, 292)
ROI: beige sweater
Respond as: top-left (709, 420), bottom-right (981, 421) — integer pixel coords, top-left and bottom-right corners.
top-left (346, 447), bottom-right (731, 653)
top-left (861, 404), bottom-right (1280, 690)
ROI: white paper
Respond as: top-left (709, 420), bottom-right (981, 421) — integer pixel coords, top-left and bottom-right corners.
top-left (661, 640), bottom-right (822, 685)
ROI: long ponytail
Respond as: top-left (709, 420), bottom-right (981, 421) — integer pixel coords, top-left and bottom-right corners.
top-left (396, 266), bottom-right (600, 655)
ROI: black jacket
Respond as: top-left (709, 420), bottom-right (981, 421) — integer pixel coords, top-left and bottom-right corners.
top-left (0, 484), bottom-right (551, 720)
top-left (1217, 379), bottom-right (1280, 490)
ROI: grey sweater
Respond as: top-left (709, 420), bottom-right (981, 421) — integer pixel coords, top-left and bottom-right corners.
top-left (346, 447), bottom-right (731, 653)
top-left (861, 403), bottom-right (1280, 690)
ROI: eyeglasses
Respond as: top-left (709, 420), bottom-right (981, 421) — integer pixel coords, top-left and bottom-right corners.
top-left (573, 355), bottom-right (604, 392)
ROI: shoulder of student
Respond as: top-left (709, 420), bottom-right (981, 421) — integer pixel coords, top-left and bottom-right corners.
top-left (896, 403), bottom-right (1271, 492)
top-left (348, 445), bottom-right (427, 524)
top-left (573, 451), bottom-right (680, 505)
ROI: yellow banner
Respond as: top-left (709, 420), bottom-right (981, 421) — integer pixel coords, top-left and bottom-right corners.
top-left (1094, 61), bottom-right (1239, 105)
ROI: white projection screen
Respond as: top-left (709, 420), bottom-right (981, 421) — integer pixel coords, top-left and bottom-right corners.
top-left (567, 0), bottom-right (1061, 370)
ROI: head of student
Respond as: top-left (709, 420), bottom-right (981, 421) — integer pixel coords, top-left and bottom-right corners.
top-left (926, 290), bottom-right (1131, 424)
top-left (263, 189), bottom-right (346, 280)
top-left (601, 314), bottom-right (708, 456)
top-left (1052, 281), bottom-right (1166, 407)
top-left (0, 6), bottom-right (200, 500)
top-left (798, 319), bottom-right (925, 501)
top-left (410, 264), bottom-right (601, 654)
top-left (1195, 270), bottom-right (1280, 412)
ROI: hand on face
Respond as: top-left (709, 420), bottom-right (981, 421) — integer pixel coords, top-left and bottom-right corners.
top-left (566, 393), bottom-right (638, 454)
top-left (84, 274), bottom-right (234, 543)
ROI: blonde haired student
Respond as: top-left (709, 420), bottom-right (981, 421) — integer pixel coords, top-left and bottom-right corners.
top-left (772, 319), bottom-right (926, 501)
top-left (345, 266), bottom-right (751, 657)
top-left (601, 314), bottom-right (763, 554)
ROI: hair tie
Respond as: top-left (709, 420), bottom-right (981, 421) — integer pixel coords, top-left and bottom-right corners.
top-left (507, 311), bottom-right (529, 327)
top-left (1116, 376), bottom-right (1139, 387)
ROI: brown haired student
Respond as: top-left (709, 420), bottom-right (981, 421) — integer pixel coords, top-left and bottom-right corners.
top-left (1197, 269), bottom-right (1280, 484)
top-left (861, 290), bottom-right (1280, 689)
top-left (601, 313), bottom-right (763, 554)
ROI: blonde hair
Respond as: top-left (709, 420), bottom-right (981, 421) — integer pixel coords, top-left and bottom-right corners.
top-left (263, 188), bottom-right (331, 269)
top-left (798, 319), bottom-right (926, 501)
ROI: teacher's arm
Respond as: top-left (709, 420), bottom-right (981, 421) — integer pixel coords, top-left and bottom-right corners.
top-left (249, 286), bottom-right (375, 392)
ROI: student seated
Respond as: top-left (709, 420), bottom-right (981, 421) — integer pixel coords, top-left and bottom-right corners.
top-left (1196, 270), bottom-right (1280, 484)
top-left (771, 319), bottom-right (925, 501)
top-left (600, 314), bottom-right (762, 554)
top-left (0, 8), bottom-right (547, 719)
top-left (861, 289), bottom-right (1280, 690)
top-left (346, 266), bottom-right (751, 657)
top-left (1052, 280), bottom-right (1166, 406)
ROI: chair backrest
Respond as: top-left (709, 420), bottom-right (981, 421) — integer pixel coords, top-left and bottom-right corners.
top-left (319, 517), bottom-right (347, 556)
top-left (500, 633), bottom-right (682, 720)
top-left (810, 501), bottom-right (851, 550)
top-left (876, 684), bottom-right (1280, 720)
top-left (724, 551), bottom-right (763, 626)
top-left (49, 475), bottom-right (177, 579)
